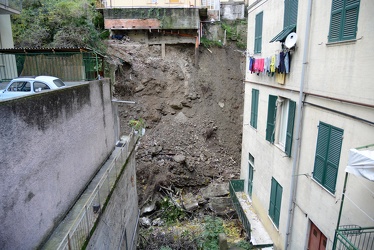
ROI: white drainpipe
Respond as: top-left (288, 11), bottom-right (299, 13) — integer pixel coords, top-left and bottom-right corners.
top-left (284, 0), bottom-right (313, 249)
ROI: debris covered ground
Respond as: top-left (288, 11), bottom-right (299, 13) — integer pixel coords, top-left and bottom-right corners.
top-left (106, 38), bottom-right (247, 248)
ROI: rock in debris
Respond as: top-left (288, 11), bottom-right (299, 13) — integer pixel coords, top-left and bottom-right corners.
top-left (170, 101), bottom-right (183, 110)
top-left (208, 197), bottom-right (235, 216)
top-left (174, 112), bottom-right (188, 124)
top-left (173, 154), bottom-right (186, 163)
top-left (135, 84), bottom-right (145, 92)
top-left (182, 193), bottom-right (199, 211)
top-left (140, 217), bottom-right (151, 227)
top-left (201, 182), bottom-right (229, 199)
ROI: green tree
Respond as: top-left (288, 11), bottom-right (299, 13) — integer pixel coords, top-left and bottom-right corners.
top-left (12, 0), bottom-right (105, 51)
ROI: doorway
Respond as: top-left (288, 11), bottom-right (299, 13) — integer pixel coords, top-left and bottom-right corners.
top-left (308, 221), bottom-right (327, 250)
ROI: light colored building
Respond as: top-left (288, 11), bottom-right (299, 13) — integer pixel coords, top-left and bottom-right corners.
top-left (239, 0), bottom-right (374, 249)
top-left (0, 0), bottom-right (20, 80)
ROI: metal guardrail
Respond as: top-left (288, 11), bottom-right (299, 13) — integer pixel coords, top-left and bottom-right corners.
top-left (56, 132), bottom-right (138, 250)
top-left (229, 180), bottom-right (251, 239)
top-left (334, 227), bottom-right (374, 250)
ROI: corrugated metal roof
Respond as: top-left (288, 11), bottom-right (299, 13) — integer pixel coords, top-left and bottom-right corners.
top-left (0, 47), bottom-right (92, 54)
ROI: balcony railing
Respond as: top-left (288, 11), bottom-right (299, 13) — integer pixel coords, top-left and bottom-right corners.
top-left (334, 226), bottom-right (374, 250)
top-left (229, 180), bottom-right (251, 238)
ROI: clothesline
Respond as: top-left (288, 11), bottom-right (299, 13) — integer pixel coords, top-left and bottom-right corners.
top-left (248, 50), bottom-right (292, 85)
top-left (249, 51), bottom-right (291, 75)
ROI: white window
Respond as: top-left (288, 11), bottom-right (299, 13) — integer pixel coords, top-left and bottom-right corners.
top-left (277, 98), bottom-right (289, 149)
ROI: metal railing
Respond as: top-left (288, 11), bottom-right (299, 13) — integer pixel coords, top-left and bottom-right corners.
top-left (229, 179), bottom-right (251, 239)
top-left (334, 226), bottom-right (374, 250)
top-left (56, 132), bottom-right (139, 250)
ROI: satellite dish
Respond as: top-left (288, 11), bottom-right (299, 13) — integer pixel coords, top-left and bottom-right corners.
top-left (284, 32), bottom-right (298, 49)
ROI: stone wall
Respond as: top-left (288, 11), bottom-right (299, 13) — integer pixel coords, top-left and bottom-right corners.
top-left (0, 79), bottom-right (116, 249)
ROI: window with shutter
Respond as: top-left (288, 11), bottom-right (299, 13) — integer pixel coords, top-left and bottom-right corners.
top-left (254, 12), bottom-right (263, 54)
top-left (266, 95), bottom-right (277, 143)
top-left (269, 177), bottom-right (282, 228)
top-left (328, 0), bottom-right (360, 42)
top-left (270, 0), bottom-right (298, 43)
top-left (313, 122), bottom-right (344, 193)
top-left (250, 89), bottom-right (259, 129)
top-left (285, 100), bottom-right (296, 156)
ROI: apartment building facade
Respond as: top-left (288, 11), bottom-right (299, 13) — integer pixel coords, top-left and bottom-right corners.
top-left (241, 0), bottom-right (374, 249)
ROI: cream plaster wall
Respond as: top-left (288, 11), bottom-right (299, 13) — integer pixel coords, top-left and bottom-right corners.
top-left (241, 81), bottom-right (300, 249)
top-left (242, 0), bottom-right (374, 249)
top-left (0, 15), bottom-right (15, 48)
top-left (290, 101), bottom-right (374, 249)
top-left (305, 0), bottom-right (374, 105)
top-left (245, 0), bottom-right (303, 92)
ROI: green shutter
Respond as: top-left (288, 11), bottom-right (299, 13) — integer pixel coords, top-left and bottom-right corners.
top-left (266, 95), bottom-right (277, 143)
top-left (313, 123), bottom-right (330, 183)
top-left (342, 3), bottom-right (359, 40)
top-left (313, 122), bottom-right (343, 193)
top-left (269, 178), bottom-right (282, 227)
top-left (284, 0), bottom-right (298, 28)
top-left (329, 0), bottom-right (360, 42)
top-left (324, 127), bottom-right (343, 193)
top-left (254, 12), bottom-right (263, 53)
top-left (269, 178), bottom-right (277, 219)
top-left (274, 182), bottom-right (282, 227)
top-left (251, 89), bottom-right (259, 128)
top-left (285, 100), bottom-right (296, 157)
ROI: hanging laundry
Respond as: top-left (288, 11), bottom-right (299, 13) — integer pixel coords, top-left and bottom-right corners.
top-left (275, 72), bottom-right (285, 84)
top-left (270, 55), bottom-right (276, 76)
top-left (285, 52), bottom-right (291, 73)
top-left (275, 53), bottom-right (280, 72)
top-left (279, 52), bottom-right (286, 73)
top-left (253, 58), bottom-right (258, 73)
top-left (249, 57), bottom-right (254, 73)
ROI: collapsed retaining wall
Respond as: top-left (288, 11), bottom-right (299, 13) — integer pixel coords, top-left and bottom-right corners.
top-left (0, 79), bottom-right (116, 249)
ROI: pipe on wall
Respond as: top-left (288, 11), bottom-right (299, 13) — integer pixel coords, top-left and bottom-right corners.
top-left (284, 0), bottom-right (313, 248)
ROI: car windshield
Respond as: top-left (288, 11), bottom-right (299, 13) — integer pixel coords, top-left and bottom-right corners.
top-left (8, 81), bottom-right (31, 92)
top-left (53, 79), bottom-right (66, 87)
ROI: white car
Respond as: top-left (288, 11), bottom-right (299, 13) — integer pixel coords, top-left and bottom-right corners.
top-left (0, 76), bottom-right (66, 100)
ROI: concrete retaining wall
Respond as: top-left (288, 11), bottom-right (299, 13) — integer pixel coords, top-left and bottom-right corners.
top-left (87, 150), bottom-right (139, 249)
top-left (221, 2), bottom-right (246, 20)
top-left (104, 8), bottom-right (200, 29)
top-left (0, 79), bottom-right (116, 249)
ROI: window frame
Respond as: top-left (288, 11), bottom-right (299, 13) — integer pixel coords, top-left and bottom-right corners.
top-left (269, 177), bottom-right (282, 228)
top-left (312, 122), bottom-right (344, 194)
top-left (254, 12), bottom-right (263, 54)
top-left (328, 0), bottom-right (360, 43)
top-left (250, 89), bottom-right (259, 129)
top-left (266, 95), bottom-right (296, 157)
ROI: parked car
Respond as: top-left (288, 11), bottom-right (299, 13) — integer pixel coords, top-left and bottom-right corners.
top-left (0, 76), bottom-right (66, 100)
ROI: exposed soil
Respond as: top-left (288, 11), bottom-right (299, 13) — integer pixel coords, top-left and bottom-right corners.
top-left (106, 38), bottom-right (246, 246)
top-left (107, 39), bottom-right (245, 203)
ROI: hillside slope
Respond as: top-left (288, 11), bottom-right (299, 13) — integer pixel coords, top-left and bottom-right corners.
top-left (107, 40), bottom-right (245, 207)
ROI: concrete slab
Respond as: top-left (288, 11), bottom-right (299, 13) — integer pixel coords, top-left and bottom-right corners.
top-left (236, 192), bottom-right (273, 248)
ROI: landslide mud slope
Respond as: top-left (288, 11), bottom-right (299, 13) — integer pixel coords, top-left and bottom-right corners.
top-left (107, 41), bottom-right (245, 207)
